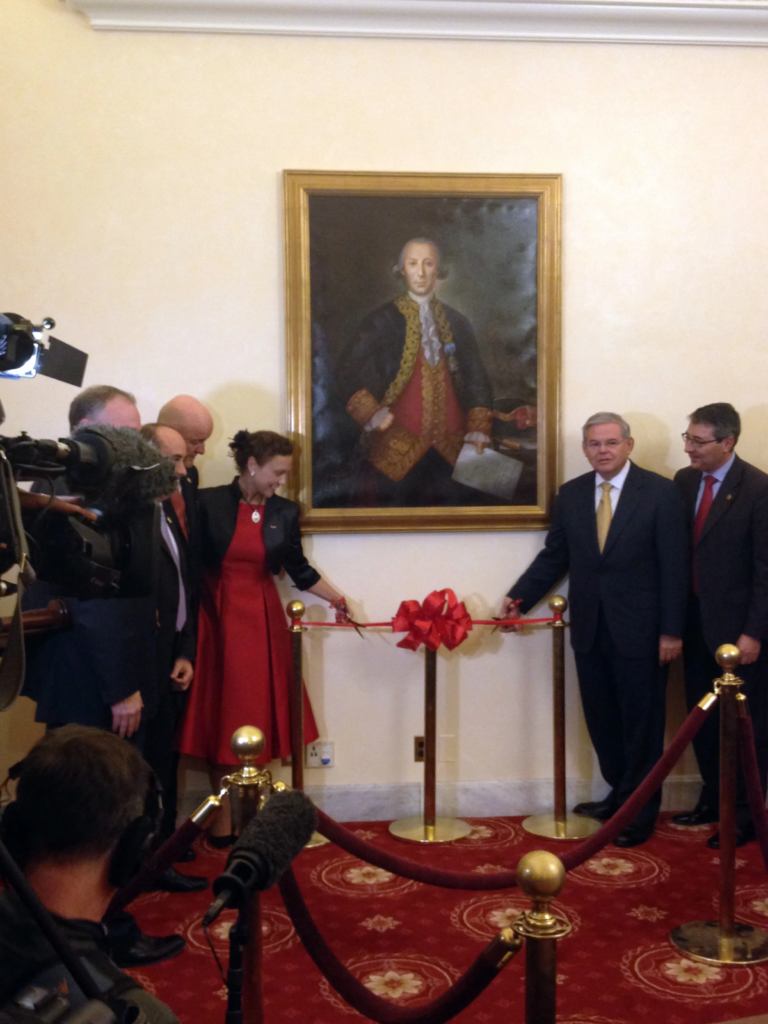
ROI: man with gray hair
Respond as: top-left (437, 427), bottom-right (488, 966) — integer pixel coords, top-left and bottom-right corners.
top-left (501, 412), bottom-right (688, 846)
top-left (338, 237), bottom-right (495, 507)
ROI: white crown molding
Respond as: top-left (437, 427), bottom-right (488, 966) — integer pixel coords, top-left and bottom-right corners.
top-left (64, 0), bottom-right (768, 47)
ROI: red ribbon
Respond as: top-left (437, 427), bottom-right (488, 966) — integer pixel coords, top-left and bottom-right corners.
top-left (392, 589), bottom-right (473, 652)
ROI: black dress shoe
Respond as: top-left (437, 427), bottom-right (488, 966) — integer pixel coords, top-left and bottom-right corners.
top-left (148, 866), bottom-right (209, 893)
top-left (573, 798), bottom-right (617, 821)
top-left (112, 932), bottom-right (186, 968)
top-left (175, 846), bottom-right (197, 863)
top-left (613, 824), bottom-right (653, 847)
top-left (208, 833), bottom-right (235, 849)
top-left (707, 823), bottom-right (756, 849)
top-left (671, 804), bottom-right (718, 826)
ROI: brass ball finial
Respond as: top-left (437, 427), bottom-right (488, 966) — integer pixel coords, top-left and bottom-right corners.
top-left (549, 595), bottom-right (568, 614)
top-left (230, 726), bottom-right (265, 764)
top-left (716, 644), bottom-right (741, 672)
top-left (516, 850), bottom-right (566, 900)
top-left (287, 599), bottom-right (305, 619)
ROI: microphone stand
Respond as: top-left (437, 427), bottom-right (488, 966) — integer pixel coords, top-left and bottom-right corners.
top-left (221, 726), bottom-right (273, 1024)
top-left (225, 912), bottom-right (248, 1024)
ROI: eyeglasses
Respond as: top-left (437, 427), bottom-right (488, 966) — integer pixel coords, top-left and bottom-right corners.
top-left (681, 433), bottom-right (719, 449)
top-left (585, 439), bottom-right (624, 451)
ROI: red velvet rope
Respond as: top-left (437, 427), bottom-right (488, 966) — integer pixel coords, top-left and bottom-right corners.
top-left (738, 711), bottom-right (768, 874)
top-left (316, 703), bottom-right (714, 889)
top-left (278, 868), bottom-right (511, 1024)
top-left (106, 817), bottom-right (203, 918)
top-left (316, 810), bottom-right (517, 890)
top-left (300, 616), bottom-right (557, 629)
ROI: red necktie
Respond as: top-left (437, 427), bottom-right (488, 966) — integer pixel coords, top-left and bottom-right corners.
top-left (170, 488), bottom-right (188, 541)
top-left (692, 474), bottom-right (715, 594)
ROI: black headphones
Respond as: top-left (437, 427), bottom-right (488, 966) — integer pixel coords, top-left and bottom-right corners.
top-left (107, 769), bottom-right (163, 889)
top-left (0, 758), bottom-right (163, 891)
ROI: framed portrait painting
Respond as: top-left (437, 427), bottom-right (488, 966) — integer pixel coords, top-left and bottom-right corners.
top-left (284, 171), bottom-right (561, 533)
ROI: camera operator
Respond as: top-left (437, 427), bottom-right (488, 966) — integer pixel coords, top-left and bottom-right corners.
top-left (0, 726), bottom-right (180, 1024)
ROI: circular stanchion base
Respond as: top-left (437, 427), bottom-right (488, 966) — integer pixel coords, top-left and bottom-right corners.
top-left (305, 831), bottom-right (330, 849)
top-left (670, 921), bottom-right (768, 965)
top-left (521, 812), bottom-right (602, 840)
top-left (389, 815), bottom-right (473, 844)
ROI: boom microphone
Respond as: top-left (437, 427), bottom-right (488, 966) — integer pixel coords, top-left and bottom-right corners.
top-left (202, 790), bottom-right (316, 927)
top-left (68, 425), bottom-right (178, 512)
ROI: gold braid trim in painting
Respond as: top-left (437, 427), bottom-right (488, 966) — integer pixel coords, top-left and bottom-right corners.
top-left (346, 388), bottom-right (382, 427)
top-left (432, 300), bottom-right (454, 357)
top-left (466, 406), bottom-right (494, 435)
top-left (381, 296), bottom-right (423, 409)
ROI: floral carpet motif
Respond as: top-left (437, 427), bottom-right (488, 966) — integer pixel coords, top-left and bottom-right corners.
top-left (127, 813), bottom-right (768, 1023)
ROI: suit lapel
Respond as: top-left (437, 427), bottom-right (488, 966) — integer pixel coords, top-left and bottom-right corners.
top-left (573, 472), bottom-right (602, 558)
top-left (601, 462), bottom-right (643, 558)
top-left (698, 455), bottom-right (742, 545)
top-left (678, 470), bottom-right (701, 526)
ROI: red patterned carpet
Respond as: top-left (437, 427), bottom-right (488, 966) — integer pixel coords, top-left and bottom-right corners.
top-left (126, 814), bottom-right (768, 1023)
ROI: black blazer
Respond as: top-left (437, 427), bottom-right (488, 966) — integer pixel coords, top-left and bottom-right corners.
top-left (197, 480), bottom-right (321, 591)
top-left (509, 461), bottom-right (689, 658)
top-left (676, 454), bottom-right (768, 651)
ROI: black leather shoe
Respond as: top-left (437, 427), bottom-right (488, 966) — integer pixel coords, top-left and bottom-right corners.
top-left (573, 798), bottom-right (617, 821)
top-left (112, 933), bottom-right (186, 968)
top-left (613, 824), bottom-right (653, 847)
top-left (175, 846), bottom-right (197, 863)
top-left (208, 833), bottom-right (235, 849)
top-left (707, 823), bottom-right (756, 849)
top-left (671, 804), bottom-right (718, 826)
top-left (148, 866), bottom-right (209, 893)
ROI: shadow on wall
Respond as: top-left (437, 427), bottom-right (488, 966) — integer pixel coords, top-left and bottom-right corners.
top-left (623, 411), bottom-right (677, 479)
top-left (737, 404), bottom-right (768, 473)
top-left (196, 382), bottom-right (279, 486)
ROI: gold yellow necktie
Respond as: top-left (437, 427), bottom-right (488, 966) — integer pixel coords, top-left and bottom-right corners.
top-left (597, 481), bottom-right (612, 553)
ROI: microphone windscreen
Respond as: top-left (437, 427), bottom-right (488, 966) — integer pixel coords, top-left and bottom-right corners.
top-left (228, 790), bottom-right (317, 889)
top-left (69, 425), bottom-right (178, 512)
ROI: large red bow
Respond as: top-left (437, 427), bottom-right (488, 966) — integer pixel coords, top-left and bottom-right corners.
top-left (392, 589), bottom-right (473, 652)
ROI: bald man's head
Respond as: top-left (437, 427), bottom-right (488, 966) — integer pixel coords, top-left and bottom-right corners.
top-left (157, 395), bottom-right (213, 467)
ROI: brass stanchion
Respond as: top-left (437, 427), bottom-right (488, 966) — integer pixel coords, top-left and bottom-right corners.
top-left (390, 647), bottom-right (472, 843)
top-left (670, 645), bottom-right (768, 965)
top-left (523, 596), bottom-right (601, 840)
top-left (511, 851), bottom-right (572, 1024)
top-left (287, 600), bottom-right (328, 848)
top-left (226, 726), bottom-right (271, 1024)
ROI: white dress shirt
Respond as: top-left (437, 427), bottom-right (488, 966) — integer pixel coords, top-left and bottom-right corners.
top-left (594, 458), bottom-right (632, 514)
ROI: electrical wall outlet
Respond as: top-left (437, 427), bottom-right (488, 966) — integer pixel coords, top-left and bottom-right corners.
top-left (414, 736), bottom-right (425, 762)
top-left (306, 740), bottom-right (334, 767)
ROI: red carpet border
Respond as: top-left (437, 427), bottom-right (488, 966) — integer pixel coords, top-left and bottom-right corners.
top-left (127, 814), bottom-right (768, 1024)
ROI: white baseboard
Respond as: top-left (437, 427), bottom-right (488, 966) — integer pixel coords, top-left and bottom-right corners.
top-left (179, 775), bottom-right (704, 824)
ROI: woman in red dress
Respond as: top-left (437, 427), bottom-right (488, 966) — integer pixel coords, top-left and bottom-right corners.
top-left (178, 430), bottom-right (346, 843)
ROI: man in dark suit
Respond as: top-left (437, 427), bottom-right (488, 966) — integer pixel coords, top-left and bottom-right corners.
top-left (157, 394), bottom-right (211, 597)
top-left (502, 412), bottom-right (688, 846)
top-left (672, 402), bottom-right (768, 847)
top-left (139, 423), bottom-right (207, 894)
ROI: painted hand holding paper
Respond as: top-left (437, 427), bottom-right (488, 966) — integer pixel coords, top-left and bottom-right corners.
top-left (451, 443), bottom-right (523, 502)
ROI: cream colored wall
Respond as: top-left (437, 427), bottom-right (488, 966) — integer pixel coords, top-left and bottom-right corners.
top-left (3, 0), bottom-right (767, 795)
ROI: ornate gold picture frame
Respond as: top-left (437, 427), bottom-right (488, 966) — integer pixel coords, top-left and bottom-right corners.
top-left (284, 170), bottom-right (561, 533)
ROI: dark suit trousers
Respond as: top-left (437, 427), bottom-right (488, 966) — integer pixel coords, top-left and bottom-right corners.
top-left (574, 608), bottom-right (667, 830)
top-left (683, 596), bottom-right (768, 826)
top-left (143, 630), bottom-right (186, 843)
